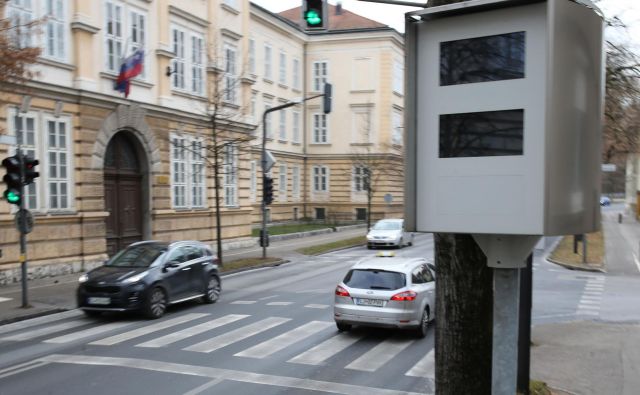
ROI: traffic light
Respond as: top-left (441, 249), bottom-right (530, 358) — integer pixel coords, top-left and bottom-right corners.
top-left (2, 155), bottom-right (23, 206)
top-left (23, 156), bottom-right (39, 185)
top-left (323, 83), bottom-right (332, 114)
top-left (263, 176), bottom-right (274, 205)
top-left (303, 0), bottom-right (326, 30)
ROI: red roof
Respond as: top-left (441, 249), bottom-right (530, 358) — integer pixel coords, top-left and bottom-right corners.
top-left (279, 3), bottom-right (388, 31)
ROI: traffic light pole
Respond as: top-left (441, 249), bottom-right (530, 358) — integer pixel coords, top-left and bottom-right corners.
top-left (16, 149), bottom-right (28, 308)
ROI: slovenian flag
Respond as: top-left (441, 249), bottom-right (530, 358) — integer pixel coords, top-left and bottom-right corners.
top-left (114, 48), bottom-right (144, 98)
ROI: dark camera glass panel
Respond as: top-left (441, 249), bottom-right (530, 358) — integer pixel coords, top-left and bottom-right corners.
top-left (440, 32), bottom-right (525, 86)
top-left (439, 109), bottom-right (524, 158)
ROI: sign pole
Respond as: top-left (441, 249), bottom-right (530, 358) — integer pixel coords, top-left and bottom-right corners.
top-left (16, 147), bottom-right (28, 308)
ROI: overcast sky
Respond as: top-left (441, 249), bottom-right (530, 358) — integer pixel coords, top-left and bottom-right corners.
top-left (251, 0), bottom-right (640, 49)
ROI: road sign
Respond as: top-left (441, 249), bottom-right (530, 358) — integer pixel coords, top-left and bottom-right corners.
top-left (263, 150), bottom-right (276, 173)
top-left (15, 209), bottom-right (34, 234)
top-left (384, 193), bottom-right (393, 204)
top-left (601, 164), bottom-right (616, 172)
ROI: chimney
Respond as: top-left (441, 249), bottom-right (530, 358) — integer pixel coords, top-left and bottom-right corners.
top-left (336, 2), bottom-right (342, 15)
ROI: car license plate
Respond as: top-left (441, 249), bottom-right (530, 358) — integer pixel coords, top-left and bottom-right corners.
top-left (356, 298), bottom-right (384, 307)
top-left (88, 297), bottom-right (110, 305)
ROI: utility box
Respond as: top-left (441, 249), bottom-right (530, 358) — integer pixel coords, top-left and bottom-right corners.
top-left (404, 0), bottom-right (604, 236)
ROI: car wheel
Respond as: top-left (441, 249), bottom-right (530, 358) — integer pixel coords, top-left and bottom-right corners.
top-left (83, 310), bottom-right (101, 318)
top-left (367, 244), bottom-right (372, 250)
top-left (203, 275), bottom-right (221, 304)
top-left (145, 287), bottom-right (167, 319)
top-left (416, 307), bottom-right (430, 338)
top-left (336, 322), bottom-right (352, 332)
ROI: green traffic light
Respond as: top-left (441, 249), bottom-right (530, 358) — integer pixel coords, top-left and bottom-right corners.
top-left (4, 189), bottom-right (20, 204)
top-left (305, 10), bottom-right (322, 26)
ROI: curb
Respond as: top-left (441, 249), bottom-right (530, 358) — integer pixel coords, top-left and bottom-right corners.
top-left (546, 257), bottom-right (606, 273)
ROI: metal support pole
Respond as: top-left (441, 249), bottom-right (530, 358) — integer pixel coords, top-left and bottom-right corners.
top-left (582, 234), bottom-right (588, 264)
top-left (261, 111), bottom-right (268, 259)
top-left (517, 254), bottom-right (533, 395)
top-left (16, 148), bottom-right (28, 308)
top-left (492, 268), bottom-right (520, 395)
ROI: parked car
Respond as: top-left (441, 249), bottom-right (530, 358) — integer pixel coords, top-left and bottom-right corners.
top-left (366, 218), bottom-right (414, 249)
top-left (600, 196), bottom-right (611, 206)
top-left (77, 240), bottom-right (221, 319)
top-left (333, 255), bottom-right (435, 337)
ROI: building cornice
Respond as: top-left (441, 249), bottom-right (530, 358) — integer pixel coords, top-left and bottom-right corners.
top-left (169, 5), bottom-right (209, 28)
top-left (70, 21), bottom-right (100, 34)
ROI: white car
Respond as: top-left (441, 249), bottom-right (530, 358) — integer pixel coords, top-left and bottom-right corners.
top-left (366, 219), bottom-right (414, 249)
top-left (334, 255), bottom-right (436, 337)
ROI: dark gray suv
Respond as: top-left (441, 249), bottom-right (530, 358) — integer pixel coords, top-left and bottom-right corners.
top-left (77, 240), bottom-right (221, 319)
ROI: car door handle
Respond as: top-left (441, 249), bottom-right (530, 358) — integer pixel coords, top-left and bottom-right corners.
top-left (181, 267), bottom-right (191, 271)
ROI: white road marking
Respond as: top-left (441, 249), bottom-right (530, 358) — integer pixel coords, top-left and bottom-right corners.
top-left (405, 349), bottom-right (434, 378)
top-left (578, 300), bottom-right (600, 305)
top-left (44, 321), bottom-right (133, 343)
top-left (182, 378), bottom-right (225, 395)
top-left (0, 297), bottom-right (12, 303)
top-left (266, 302), bottom-right (293, 306)
top-left (231, 300), bottom-right (256, 305)
top-left (0, 360), bottom-right (49, 379)
top-left (346, 337), bottom-right (415, 372)
top-left (37, 354), bottom-right (428, 395)
top-left (1, 319), bottom-right (90, 341)
top-left (304, 304), bottom-right (330, 309)
top-left (288, 333), bottom-right (361, 365)
top-left (235, 321), bottom-right (333, 359)
top-left (0, 310), bottom-right (83, 336)
top-left (90, 313), bottom-right (209, 346)
top-left (184, 317), bottom-right (290, 353)
top-left (634, 252), bottom-right (640, 273)
top-left (137, 315), bottom-right (249, 348)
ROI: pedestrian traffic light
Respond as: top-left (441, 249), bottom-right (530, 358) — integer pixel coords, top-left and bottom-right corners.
top-left (23, 156), bottom-right (39, 185)
top-left (263, 176), bottom-right (274, 205)
top-left (303, 0), bottom-right (326, 30)
top-left (323, 83), bottom-right (332, 114)
top-left (2, 155), bottom-right (23, 206)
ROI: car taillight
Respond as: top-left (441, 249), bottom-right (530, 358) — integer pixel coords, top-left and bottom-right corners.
top-left (335, 285), bottom-right (350, 297)
top-left (390, 290), bottom-right (417, 301)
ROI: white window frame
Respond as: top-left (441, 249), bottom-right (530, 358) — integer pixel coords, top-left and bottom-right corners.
top-left (191, 34), bottom-right (204, 95)
top-left (392, 110), bottom-right (404, 145)
top-left (264, 98), bottom-right (273, 139)
top-left (223, 42), bottom-right (237, 103)
top-left (292, 166), bottom-right (300, 200)
top-left (130, 8), bottom-right (146, 78)
top-left (248, 38), bottom-right (256, 75)
top-left (264, 44), bottom-right (272, 80)
top-left (223, 143), bottom-right (238, 207)
top-left (190, 139), bottom-right (205, 207)
top-left (279, 107), bottom-right (286, 141)
top-left (171, 26), bottom-right (186, 90)
top-left (44, 0), bottom-right (66, 61)
top-left (312, 61), bottom-right (328, 92)
top-left (105, 1), bottom-right (124, 72)
top-left (292, 58), bottom-right (300, 90)
top-left (278, 164), bottom-right (287, 202)
top-left (353, 165), bottom-right (370, 192)
top-left (292, 109), bottom-right (300, 144)
top-left (250, 92), bottom-right (257, 122)
top-left (171, 135), bottom-right (188, 208)
top-left (313, 165), bottom-right (329, 192)
top-left (250, 160), bottom-right (257, 202)
top-left (393, 59), bottom-right (404, 95)
top-left (7, 0), bottom-right (34, 48)
top-left (44, 115), bottom-right (71, 210)
top-left (279, 50), bottom-right (286, 85)
top-left (12, 111), bottom-right (38, 210)
top-left (312, 113), bottom-right (328, 144)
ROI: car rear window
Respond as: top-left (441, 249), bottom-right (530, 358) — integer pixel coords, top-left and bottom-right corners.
top-left (343, 269), bottom-right (406, 290)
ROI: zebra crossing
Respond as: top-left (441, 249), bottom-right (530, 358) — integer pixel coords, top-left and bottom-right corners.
top-left (0, 310), bottom-right (435, 379)
top-left (576, 275), bottom-right (605, 317)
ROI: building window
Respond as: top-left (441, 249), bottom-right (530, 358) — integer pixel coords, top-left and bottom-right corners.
top-left (171, 25), bottom-right (204, 95)
top-left (356, 208), bottom-right (367, 221)
top-left (11, 111), bottom-right (73, 212)
top-left (292, 166), bottom-right (300, 199)
top-left (250, 160), bottom-right (257, 202)
top-left (250, 92), bottom-right (257, 122)
top-left (7, 0), bottom-right (34, 48)
top-left (292, 109), bottom-right (300, 143)
top-left (248, 38), bottom-right (256, 75)
top-left (223, 42), bottom-right (237, 103)
top-left (191, 35), bottom-right (204, 95)
top-left (45, 0), bottom-right (66, 60)
top-left (392, 110), bottom-right (403, 145)
top-left (191, 140), bottom-right (205, 207)
top-left (312, 61), bottom-right (328, 91)
top-left (393, 59), bottom-right (404, 95)
top-left (292, 58), bottom-right (300, 90)
top-left (279, 51), bottom-right (286, 85)
top-left (315, 207), bottom-right (325, 220)
top-left (313, 165), bottom-right (328, 192)
top-left (353, 166), bottom-right (370, 192)
top-left (224, 143), bottom-right (238, 207)
top-left (313, 113), bottom-right (327, 144)
top-left (171, 134), bottom-right (206, 208)
top-left (264, 44), bottom-right (272, 80)
top-left (279, 107), bottom-right (286, 141)
top-left (105, 1), bottom-right (123, 72)
top-left (278, 164), bottom-right (287, 202)
top-left (264, 98), bottom-right (272, 138)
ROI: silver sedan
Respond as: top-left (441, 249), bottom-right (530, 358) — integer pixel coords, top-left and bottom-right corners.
top-left (333, 255), bottom-right (435, 337)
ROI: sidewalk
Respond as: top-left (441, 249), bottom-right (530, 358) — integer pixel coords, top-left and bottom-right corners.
top-left (531, 208), bottom-right (640, 395)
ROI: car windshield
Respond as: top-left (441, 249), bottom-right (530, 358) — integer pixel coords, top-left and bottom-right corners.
top-left (373, 221), bottom-right (401, 231)
top-left (106, 244), bottom-right (166, 268)
top-left (343, 269), bottom-right (406, 290)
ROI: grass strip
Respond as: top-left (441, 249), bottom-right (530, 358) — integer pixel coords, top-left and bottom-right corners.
top-left (221, 257), bottom-right (283, 272)
top-left (295, 236), bottom-right (365, 256)
top-left (251, 223), bottom-right (335, 237)
top-left (549, 230), bottom-right (604, 266)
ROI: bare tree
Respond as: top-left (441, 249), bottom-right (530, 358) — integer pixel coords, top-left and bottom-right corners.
top-left (0, 0), bottom-right (41, 87)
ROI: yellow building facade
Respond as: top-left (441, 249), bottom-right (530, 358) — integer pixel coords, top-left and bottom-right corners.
top-left (0, 1), bottom-right (404, 283)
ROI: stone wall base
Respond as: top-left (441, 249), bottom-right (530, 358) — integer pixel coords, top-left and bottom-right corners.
top-left (0, 259), bottom-right (105, 286)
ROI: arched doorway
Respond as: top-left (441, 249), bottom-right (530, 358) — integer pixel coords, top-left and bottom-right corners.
top-left (104, 132), bottom-right (145, 256)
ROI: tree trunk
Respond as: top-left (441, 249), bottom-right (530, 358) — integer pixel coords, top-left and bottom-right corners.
top-left (434, 234), bottom-right (493, 394)
top-left (212, 122), bottom-right (223, 266)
